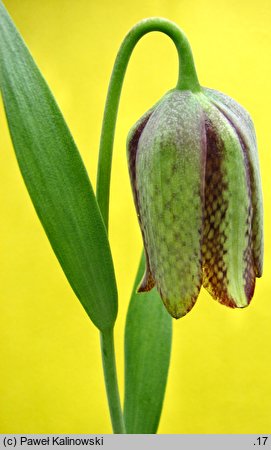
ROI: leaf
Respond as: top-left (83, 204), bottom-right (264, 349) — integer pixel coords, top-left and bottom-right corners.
top-left (0, 1), bottom-right (117, 331)
top-left (124, 252), bottom-right (172, 433)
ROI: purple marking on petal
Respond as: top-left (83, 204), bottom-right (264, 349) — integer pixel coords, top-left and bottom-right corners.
top-left (211, 104), bottom-right (256, 302)
top-left (127, 113), bottom-right (155, 292)
top-left (128, 114), bottom-right (152, 217)
top-left (202, 116), bottom-right (238, 308)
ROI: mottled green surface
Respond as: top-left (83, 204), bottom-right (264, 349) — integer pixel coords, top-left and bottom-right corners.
top-left (127, 88), bottom-right (263, 317)
top-left (204, 88), bottom-right (264, 278)
top-left (197, 93), bottom-right (254, 307)
top-left (135, 91), bottom-right (205, 318)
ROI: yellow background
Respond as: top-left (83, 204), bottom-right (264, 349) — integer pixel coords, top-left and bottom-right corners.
top-left (0, 0), bottom-right (270, 434)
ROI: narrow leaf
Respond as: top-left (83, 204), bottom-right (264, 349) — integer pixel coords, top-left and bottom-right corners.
top-left (0, 1), bottom-right (117, 331)
top-left (124, 252), bottom-right (172, 433)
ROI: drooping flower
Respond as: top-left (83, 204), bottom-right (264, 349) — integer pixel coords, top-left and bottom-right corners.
top-left (127, 88), bottom-right (263, 318)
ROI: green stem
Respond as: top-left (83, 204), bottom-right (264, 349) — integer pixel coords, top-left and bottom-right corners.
top-left (96, 17), bottom-right (200, 230)
top-left (96, 18), bottom-right (200, 434)
top-left (100, 328), bottom-right (126, 433)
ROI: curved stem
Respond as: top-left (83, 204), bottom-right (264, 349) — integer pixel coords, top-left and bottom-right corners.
top-left (96, 18), bottom-right (200, 434)
top-left (96, 17), bottom-right (200, 230)
top-left (100, 328), bottom-right (126, 433)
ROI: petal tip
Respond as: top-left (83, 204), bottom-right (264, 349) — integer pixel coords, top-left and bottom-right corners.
top-left (161, 295), bottom-right (198, 319)
top-left (137, 269), bottom-right (155, 293)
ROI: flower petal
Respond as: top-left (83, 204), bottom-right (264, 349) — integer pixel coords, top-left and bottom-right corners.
top-left (204, 88), bottom-right (263, 278)
top-left (127, 109), bottom-right (156, 292)
top-left (198, 93), bottom-right (256, 307)
top-left (133, 91), bottom-right (206, 318)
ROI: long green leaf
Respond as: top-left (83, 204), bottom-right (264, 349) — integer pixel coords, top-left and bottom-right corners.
top-left (124, 252), bottom-right (172, 433)
top-left (0, 1), bottom-right (117, 331)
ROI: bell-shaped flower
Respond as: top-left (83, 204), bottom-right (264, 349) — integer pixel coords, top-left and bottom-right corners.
top-left (127, 88), bottom-right (263, 318)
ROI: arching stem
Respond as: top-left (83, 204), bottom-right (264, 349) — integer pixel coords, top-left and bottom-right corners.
top-left (96, 18), bottom-right (200, 434)
top-left (96, 17), bottom-right (201, 230)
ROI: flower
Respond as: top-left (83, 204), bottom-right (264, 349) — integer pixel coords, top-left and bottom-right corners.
top-left (127, 88), bottom-right (263, 318)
